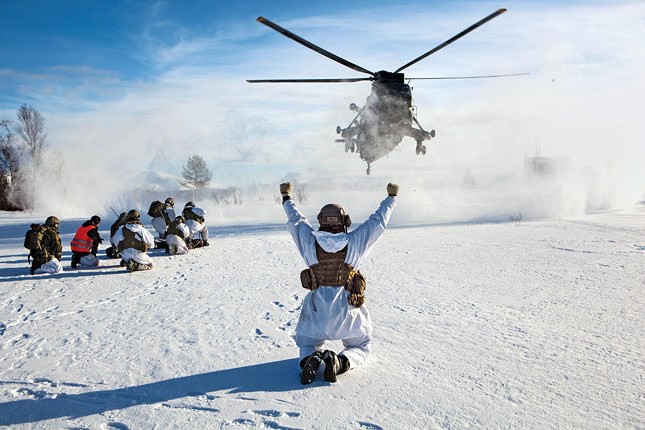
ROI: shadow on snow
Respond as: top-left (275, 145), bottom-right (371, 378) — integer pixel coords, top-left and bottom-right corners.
top-left (0, 264), bottom-right (128, 282)
top-left (0, 358), bottom-right (304, 425)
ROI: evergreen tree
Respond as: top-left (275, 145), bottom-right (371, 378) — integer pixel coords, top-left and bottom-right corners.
top-left (179, 155), bottom-right (212, 199)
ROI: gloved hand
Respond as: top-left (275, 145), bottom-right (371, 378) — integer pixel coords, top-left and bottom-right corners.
top-left (387, 183), bottom-right (399, 197)
top-left (348, 293), bottom-right (364, 307)
top-left (280, 182), bottom-right (293, 202)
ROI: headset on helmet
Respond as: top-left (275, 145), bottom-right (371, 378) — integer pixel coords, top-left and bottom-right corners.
top-left (317, 204), bottom-right (351, 233)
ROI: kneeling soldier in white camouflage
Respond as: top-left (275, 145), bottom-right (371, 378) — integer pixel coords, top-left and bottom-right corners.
top-left (112, 209), bottom-right (156, 272)
top-left (165, 215), bottom-right (190, 255)
top-left (182, 201), bottom-right (209, 248)
top-left (281, 181), bottom-right (398, 384)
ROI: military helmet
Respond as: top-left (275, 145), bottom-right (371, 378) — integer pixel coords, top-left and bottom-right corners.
top-left (126, 209), bottom-right (140, 222)
top-left (317, 204), bottom-right (351, 233)
top-left (165, 197), bottom-right (175, 206)
top-left (90, 215), bottom-right (101, 225)
top-left (175, 215), bottom-right (185, 224)
top-left (45, 216), bottom-right (60, 227)
top-left (184, 201), bottom-right (195, 208)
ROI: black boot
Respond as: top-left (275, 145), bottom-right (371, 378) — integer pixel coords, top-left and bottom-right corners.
top-left (321, 350), bottom-right (350, 383)
top-left (299, 351), bottom-right (324, 385)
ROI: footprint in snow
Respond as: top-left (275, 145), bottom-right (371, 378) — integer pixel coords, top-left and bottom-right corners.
top-left (358, 422), bottom-right (384, 430)
top-left (0, 322), bottom-right (5, 335)
top-left (255, 328), bottom-right (270, 339)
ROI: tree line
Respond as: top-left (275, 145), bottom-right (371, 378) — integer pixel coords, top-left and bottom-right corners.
top-left (1, 104), bottom-right (216, 211)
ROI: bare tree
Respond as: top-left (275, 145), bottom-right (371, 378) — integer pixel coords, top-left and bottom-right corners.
top-left (179, 155), bottom-right (212, 199)
top-left (15, 104), bottom-right (47, 172)
top-left (0, 120), bottom-right (19, 176)
top-left (0, 120), bottom-right (23, 210)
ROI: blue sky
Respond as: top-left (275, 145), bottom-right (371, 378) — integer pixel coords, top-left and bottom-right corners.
top-left (0, 0), bottom-right (643, 211)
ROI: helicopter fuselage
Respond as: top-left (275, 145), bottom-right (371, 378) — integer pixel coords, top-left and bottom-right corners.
top-left (338, 71), bottom-right (432, 172)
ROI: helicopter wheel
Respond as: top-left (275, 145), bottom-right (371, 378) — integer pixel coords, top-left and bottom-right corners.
top-left (350, 142), bottom-right (356, 153)
top-left (415, 145), bottom-right (421, 155)
top-left (336, 125), bottom-right (342, 135)
top-left (344, 141), bottom-right (350, 153)
top-left (366, 165), bottom-right (371, 175)
top-left (421, 145), bottom-right (427, 155)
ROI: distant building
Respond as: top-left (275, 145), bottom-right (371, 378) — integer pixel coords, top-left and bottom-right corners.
top-left (524, 156), bottom-right (571, 176)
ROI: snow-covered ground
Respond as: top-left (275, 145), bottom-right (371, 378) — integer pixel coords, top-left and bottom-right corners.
top-left (0, 205), bottom-right (643, 429)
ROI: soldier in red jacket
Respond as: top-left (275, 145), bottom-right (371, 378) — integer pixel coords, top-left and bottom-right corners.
top-left (70, 215), bottom-right (104, 268)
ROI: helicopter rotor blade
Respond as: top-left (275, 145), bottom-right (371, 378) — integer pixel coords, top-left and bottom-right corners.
top-left (395, 8), bottom-right (508, 73)
top-left (256, 16), bottom-right (375, 77)
top-left (247, 77), bottom-right (372, 83)
top-left (408, 72), bottom-right (529, 80)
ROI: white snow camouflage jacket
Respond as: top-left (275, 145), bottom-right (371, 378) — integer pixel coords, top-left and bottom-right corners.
top-left (284, 195), bottom-right (396, 340)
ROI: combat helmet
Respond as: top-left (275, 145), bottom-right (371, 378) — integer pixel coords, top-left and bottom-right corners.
top-left (317, 204), bottom-right (351, 234)
top-left (126, 209), bottom-right (141, 222)
top-left (175, 215), bottom-right (185, 224)
top-left (165, 197), bottom-right (175, 207)
top-left (90, 215), bottom-right (101, 225)
top-left (45, 216), bottom-right (60, 227)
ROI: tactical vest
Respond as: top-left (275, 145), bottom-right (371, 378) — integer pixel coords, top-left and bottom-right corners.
top-left (183, 207), bottom-right (205, 224)
top-left (300, 243), bottom-right (367, 307)
top-left (117, 224), bottom-right (148, 252)
top-left (71, 225), bottom-right (96, 253)
top-left (166, 221), bottom-right (185, 239)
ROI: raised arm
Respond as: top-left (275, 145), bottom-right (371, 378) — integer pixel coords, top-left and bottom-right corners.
top-left (281, 182), bottom-right (316, 264)
top-left (346, 183), bottom-right (398, 267)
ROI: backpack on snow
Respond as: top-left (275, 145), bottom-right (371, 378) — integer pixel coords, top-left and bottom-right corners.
top-left (147, 200), bottom-right (165, 218)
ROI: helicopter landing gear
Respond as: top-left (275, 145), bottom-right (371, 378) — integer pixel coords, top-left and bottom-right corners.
top-left (344, 140), bottom-right (356, 153)
top-left (415, 142), bottom-right (427, 155)
top-left (366, 164), bottom-right (371, 175)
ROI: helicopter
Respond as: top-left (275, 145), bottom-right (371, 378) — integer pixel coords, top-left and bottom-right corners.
top-left (248, 8), bottom-right (525, 175)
